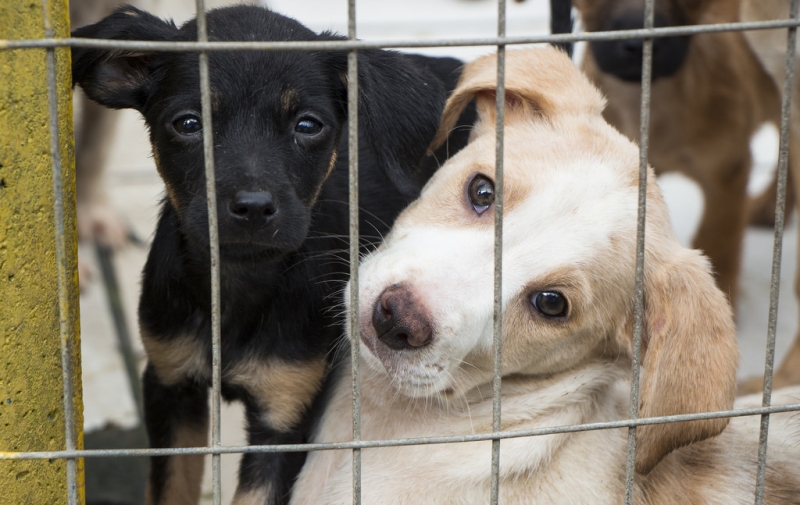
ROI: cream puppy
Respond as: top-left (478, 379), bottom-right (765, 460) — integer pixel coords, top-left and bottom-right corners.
top-left (291, 48), bottom-right (800, 505)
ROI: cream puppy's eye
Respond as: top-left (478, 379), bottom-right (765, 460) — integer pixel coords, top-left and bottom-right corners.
top-left (531, 291), bottom-right (568, 318)
top-left (467, 175), bottom-right (495, 215)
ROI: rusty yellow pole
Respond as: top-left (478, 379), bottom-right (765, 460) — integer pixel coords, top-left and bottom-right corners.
top-left (0, 0), bottom-right (85, 504)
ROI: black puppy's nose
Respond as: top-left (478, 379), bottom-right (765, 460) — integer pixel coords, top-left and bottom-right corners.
top-left (372, 284), bottom-right (433, 350)
top-left (228, 191), bottom-right (277, 226)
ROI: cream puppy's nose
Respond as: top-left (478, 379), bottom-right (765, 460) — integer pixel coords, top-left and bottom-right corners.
top-left (372, 284), bottom-right (433, 350)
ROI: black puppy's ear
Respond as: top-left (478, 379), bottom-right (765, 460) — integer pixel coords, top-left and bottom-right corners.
top-left (72, 6), bottom-right (179, 111)
top-left (328, 49), bottom-right (448, 198)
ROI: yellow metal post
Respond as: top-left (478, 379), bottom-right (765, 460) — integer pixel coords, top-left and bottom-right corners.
top-left (0, 1), bottom-right (85, 504)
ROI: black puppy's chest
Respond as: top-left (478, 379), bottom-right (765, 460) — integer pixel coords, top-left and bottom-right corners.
top-left (139, 206), bottom-right (339, 426)
top-left (143, 309), bottom-right (332, 428)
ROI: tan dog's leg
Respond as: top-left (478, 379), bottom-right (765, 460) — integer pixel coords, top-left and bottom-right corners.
top-left (771, 132), bottom-right (800, 388)
top-left (74, 90), bottom-right (129, 248)
top-left (748, 166), bottom-right (795, 228)
top-left (739, 133), bottom-right (800, 395)
top-left (71, 0), bottom-right (143, 290)
top-left (774, 302), bottom-right (800, 387)
top-left (692, 156), bottom-right (751, 307)
top-left (742, 0), bottom-right (798, 228)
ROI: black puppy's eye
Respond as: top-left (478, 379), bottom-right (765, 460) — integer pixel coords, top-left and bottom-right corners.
top-left (172, 114), bottom-right (202, 135)
top-left (467, 175), bottom-right (495, 215)
top-left (295, 117), bottom-right (323, 136)
top-left (531, 291), bottom-right (569, 318)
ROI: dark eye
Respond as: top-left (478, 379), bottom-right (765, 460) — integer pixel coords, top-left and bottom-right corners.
top-left (467, 175), bottom-right (495, 214)
top-left (531, 291), bottom-right (568, 318)
top-left (295, 116), bottom-right (323, 136)
top-left (172, 114), bottom-right (202, 135)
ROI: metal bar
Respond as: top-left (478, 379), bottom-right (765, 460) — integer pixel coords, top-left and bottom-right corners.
top-left (347, 1), bottom-right (363, 504)
top-left (194, 1), bottom-right (222, 504)
top-left (624, 0), bottom-right (654, 503)
top-left (1, 1), bottom-right (84, 501)
top-left (490, 0), bottom-right (506, 503)
top-left (754, 1), bottom-right (799, 503)
top-left (6, 19), bottom-right (800, 52)
top-left (3, 403), bottom-right (799, 461)
top-left (42, 1), bottom-right (79, 503)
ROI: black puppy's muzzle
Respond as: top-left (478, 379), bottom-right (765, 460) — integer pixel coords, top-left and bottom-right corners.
top-left (228, 190), bottom-right (278, 232)
top-left (590, 9), bottom-right (690, 82)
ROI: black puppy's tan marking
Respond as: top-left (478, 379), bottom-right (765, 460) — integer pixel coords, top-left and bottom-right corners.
top-left (72, 5), bottom-right (474, 504)
top-left (227, 357), bottom-right (327, 432)
top-left (143, 415), bottom-right (207, 505)
top-left (141, 332), bottom-right (208, 386)
top-left (281, 88), bottom-right (300, 115)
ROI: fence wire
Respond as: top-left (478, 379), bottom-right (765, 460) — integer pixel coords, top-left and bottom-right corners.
top-left (754, 1), bottom-right (800, 504)
top-left (346, 1), bottom-right (362, 503)
top-left (623, 1), bottom-right (655, 503)
top-left (41, 0), bottom-right (79, 503)
top-left (3, 1), bottom-right (800, 504)
top-left (491, 2), bottom-right (506, 504)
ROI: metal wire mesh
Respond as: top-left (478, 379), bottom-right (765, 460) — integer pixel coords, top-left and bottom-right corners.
top-left (623, 2), bottom-right (655, 503)
top-left (41, 0), bottom-right (79, 503)
top-left (4, 1), bottom-right (800, 503)
top-left (754, 1), bottom-right (800, 503)
top-left (491, 3), bottom-right (507, 503)
top-left (346, 1), bottom-right (363, 502)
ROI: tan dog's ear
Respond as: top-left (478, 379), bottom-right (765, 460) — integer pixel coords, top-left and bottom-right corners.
top-left (429, 48), bottom-right (606, 151)
top-left (624, 247), bottom-right (739, 474)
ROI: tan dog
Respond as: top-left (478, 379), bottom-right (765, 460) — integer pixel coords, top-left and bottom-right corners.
top-left (574, 0), bottom-right (784, 308)
top-left (289, 48), bottom-right (800, 505)
top-left (573, 0), bottom-right (800, 393)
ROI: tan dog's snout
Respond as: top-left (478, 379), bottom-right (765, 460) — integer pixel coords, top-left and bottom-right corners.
top-left (372, 284), bottom-right (433, 350)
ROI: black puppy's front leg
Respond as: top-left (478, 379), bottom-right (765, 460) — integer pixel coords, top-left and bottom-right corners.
top-left (143, 363), bottom-right (209, 505)
top-left (231, 402), bottom-right (308, 505)
top-left (229, 357), bottom-right (328, 504)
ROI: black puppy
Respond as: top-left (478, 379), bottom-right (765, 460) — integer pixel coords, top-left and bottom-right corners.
top-left (72, 5), bottom-right (471, 504)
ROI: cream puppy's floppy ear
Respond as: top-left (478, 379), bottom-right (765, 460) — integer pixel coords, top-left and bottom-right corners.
top-left (624, 246), bottom-right (739, 475)
top-left (429, 47), bottom-right (607, 151)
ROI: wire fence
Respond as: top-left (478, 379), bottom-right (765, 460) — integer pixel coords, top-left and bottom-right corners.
top-left (3, 0), bottom-right (800, 504)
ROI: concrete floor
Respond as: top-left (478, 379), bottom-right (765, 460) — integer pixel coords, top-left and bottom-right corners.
top-left (76, 0), bottom-right (797, 503)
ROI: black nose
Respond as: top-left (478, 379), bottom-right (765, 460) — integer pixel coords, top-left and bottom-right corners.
top-left (590, 10), bottom-right (689, 82)
top-left (228, 191), bottom-right (277, 228)
top-left (620, 38), bottom-right (643, 58)
top-left (372, 284), bottom-right (433, 350)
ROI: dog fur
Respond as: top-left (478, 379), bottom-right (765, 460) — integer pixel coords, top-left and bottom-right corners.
top-left (573, 0), bottom-right (787, 310)
top-left (572, 0), bottom-right (800, 395)
top-left (290, 48), bottom-right (800, 505)
top-left (71, 5), bottom-right (472, 504)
